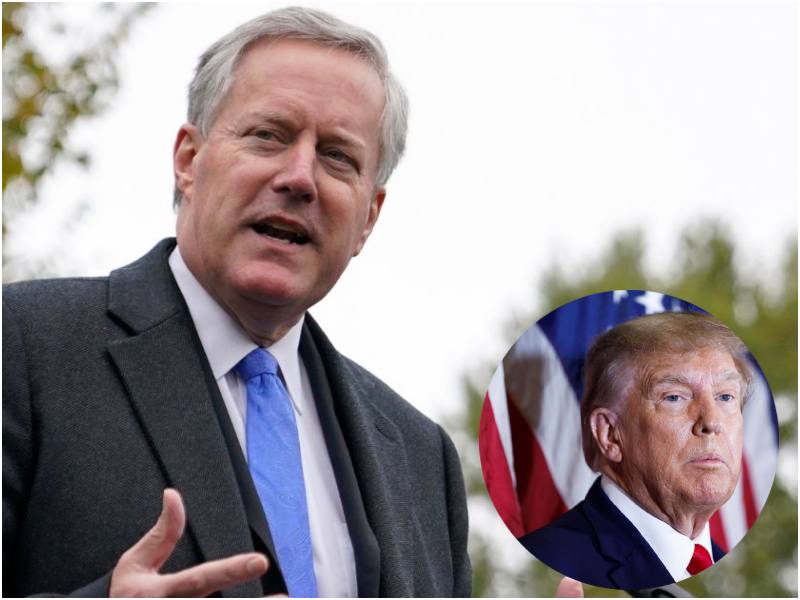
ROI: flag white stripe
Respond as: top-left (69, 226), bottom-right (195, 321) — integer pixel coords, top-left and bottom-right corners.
top-left (720, 477), bottom-right (748, 547)
top-left (504, 324), bottom-right (595, 507)
top-left (487, 364), bottom-right (516, 488)
top-left (743, 374), bottom-right (778, 510)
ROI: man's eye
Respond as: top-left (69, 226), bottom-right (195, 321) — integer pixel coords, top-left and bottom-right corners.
top-left (323, 148), bottom-right (355, 166)
top-left (718, 393), bottom-right (735, 402)
top-left (252, 129), bottom-right (277, 141)
top-left (663, 394), bottom-right (682, 402)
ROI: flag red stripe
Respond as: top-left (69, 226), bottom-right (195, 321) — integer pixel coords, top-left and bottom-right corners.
top-left (507, 391), bottom-right (567, 534)
top-left (740, 455), bottom-right (759, 528)
top-left (479, 394), bottom-right (524, 537)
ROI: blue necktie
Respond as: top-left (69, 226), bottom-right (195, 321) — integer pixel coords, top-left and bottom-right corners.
top-left (235, 348), bottom-right (318, 598)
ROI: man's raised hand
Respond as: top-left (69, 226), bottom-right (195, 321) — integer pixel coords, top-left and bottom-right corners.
top-left (110, 489), bottom-right (268, 597)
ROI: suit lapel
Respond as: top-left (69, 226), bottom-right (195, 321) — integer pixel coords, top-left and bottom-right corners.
top-left (300, 325), bottom-right (380, 597)
top-left (711, 539), bottom-right (725, 562)
top-left (304, 315), bottom-right (415, 597)
top-left (106, 239), bottom-right (262, 597)
top-left (582, 479), bottom-right (674, 589)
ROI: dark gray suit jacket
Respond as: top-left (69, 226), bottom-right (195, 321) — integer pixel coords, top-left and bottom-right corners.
top-left (3, 239), bottom-right (471, 597)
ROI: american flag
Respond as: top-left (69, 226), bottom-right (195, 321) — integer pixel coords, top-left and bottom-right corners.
top-left (479, 290), bottom-right (778, 554)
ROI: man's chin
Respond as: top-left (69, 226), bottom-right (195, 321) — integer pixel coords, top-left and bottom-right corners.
top-left (236, 281), bottom-right (308, 310)
top-left (223, 261), bottom-right (339, 322)
top-left (221, 279), bottom-right (314, 343)
top-left (228, 264), bottom-right (311, 306)
top-left (687, 473), bottom-right (737, 510)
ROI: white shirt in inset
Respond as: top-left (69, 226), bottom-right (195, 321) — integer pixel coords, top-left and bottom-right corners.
top-left (601, 476), bottom-right (714, 582)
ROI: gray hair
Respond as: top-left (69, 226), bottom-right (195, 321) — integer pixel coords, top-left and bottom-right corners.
top-left (174, 6), bottom-right (409, 207)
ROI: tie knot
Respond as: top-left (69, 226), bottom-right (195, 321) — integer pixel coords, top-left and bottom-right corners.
top-left (687, 543), bottom-right (713, 575)
top-left (235, 348), bottom-right (279, 380)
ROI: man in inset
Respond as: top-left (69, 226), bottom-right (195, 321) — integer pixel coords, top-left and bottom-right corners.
top-left (521, 311), bottom-right (749, 589)
top-left (3, 7), bottom-right (470, 597)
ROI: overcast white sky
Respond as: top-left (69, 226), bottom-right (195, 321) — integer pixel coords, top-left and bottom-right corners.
top-left (7, 1), bottom-right (797, 426)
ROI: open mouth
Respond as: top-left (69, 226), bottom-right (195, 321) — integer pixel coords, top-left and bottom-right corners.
top-left (252, 220), bottom-right (310, 245)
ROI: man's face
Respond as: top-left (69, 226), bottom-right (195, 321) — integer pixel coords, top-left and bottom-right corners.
top-left (616, 347), bottom-right (744, 516)
top-left (174, 38), bottom-right (385, 333)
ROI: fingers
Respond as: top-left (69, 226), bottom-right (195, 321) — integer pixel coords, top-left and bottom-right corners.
top-left (556, 576), bottom-right (585, 598)
top-left (159, 552), bottom-right (268, 597)
top-left (125, 488), bottom-right (186, 571)
top-left (110, 489), bottom-right (269, 598)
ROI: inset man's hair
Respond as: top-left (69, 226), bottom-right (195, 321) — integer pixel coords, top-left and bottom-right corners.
top-left (580, 311), bottom-right (752, 472)
top-left (174, 6), bottom-right (409, 207)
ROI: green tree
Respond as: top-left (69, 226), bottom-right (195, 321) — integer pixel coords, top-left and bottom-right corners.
top-left (2, 2), bottom-right (151, 279)
top-left (454, 221), bottom-right (797, 597)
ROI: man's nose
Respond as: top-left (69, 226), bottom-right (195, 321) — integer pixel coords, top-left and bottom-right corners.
top-left (692, 391), bottom-right (723, 436)
top-left (270, 142), bottom-right (318, 202)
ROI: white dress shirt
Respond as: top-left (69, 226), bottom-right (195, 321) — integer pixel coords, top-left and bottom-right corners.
top-left (169, 248), bottom-right (357, 597)
top-left (601, 476), bottom-right (714, 582)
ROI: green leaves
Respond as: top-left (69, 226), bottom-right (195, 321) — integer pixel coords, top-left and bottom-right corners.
top-left (2, 3), bottom-right (151, 260)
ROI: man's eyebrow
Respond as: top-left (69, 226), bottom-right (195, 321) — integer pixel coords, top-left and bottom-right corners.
top-left (322, 126), bottom-right (367, 152)
top-left (237, 112), bottom-right (367, 151)
top-left (241, 111), bottom-right (296, 128)
top-left (715, 370), bottom-right (744, 384)
top-left (639, 368), bottom-right (684, 397)
top-left (644, 371), bottom-right (744, 395)
top-left (650, 375), bottom-right (692, 387)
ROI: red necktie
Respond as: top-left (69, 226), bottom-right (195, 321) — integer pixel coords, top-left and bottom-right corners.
top-left (687, 543), bottom-right (713, 575)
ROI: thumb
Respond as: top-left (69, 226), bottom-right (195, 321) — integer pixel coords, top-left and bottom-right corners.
top-left (126, 488), bottom-right (186, 571)
top-left (556, 576), bottom-right (584, 598)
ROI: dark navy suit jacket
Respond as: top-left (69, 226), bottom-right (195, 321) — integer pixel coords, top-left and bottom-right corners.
top-left (519, 478), bottom-right (725, 590)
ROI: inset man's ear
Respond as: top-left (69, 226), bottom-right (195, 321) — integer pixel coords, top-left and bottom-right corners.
top-left (173, 124), bottom-right (203, 204)
top-left (590, 408), bottom-right (623, 463)
top-left (353, 186), bottom-right (386, 257)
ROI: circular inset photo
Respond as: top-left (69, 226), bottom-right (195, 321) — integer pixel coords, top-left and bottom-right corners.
top-left (478, 290), bottom-right (778, 590)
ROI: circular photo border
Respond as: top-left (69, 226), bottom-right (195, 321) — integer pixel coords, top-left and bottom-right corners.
top-left (478, 289), bottom-right (778, 589)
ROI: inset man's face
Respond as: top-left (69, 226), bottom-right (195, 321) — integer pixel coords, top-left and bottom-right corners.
top-left (616, 347), bottom-right (744, 516)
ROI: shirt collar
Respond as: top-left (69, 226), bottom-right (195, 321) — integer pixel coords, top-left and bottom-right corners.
top-left (601, 475), bottom-right (713, 582)
top-left (168, 246), bottom-right (306, 414)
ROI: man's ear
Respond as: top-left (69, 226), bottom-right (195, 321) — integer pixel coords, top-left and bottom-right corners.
top-left (173, 124), bottom-right (203, 203)
top-left (590, 408), bottom-right (623, 463)
top-left (353, 186), bottom-right (386, 256)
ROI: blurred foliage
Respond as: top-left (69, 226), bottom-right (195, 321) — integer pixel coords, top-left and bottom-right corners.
top-left (452, 222), bottom-right (797, 597)
top-left (2, 2), bottom-right (151, 272)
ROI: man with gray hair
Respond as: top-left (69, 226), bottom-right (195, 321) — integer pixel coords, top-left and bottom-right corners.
top-left (521, 311), bottom-right (749, 589)
top-left (3, 7), bottom-right (469, 597)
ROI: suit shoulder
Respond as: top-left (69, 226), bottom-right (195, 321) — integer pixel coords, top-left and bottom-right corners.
top-left (3, 277), bottom-right (111, 337)
top-left (520, 501), bottom-right (595, 552)
top-left (4, 277), bottom-right (109, 310)
top-left (302, 314), bottom-right (446, 444)
top-left (339, 354), bottom-right (439, 434)
top-left (519, 501), bottom-right (608, 576)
